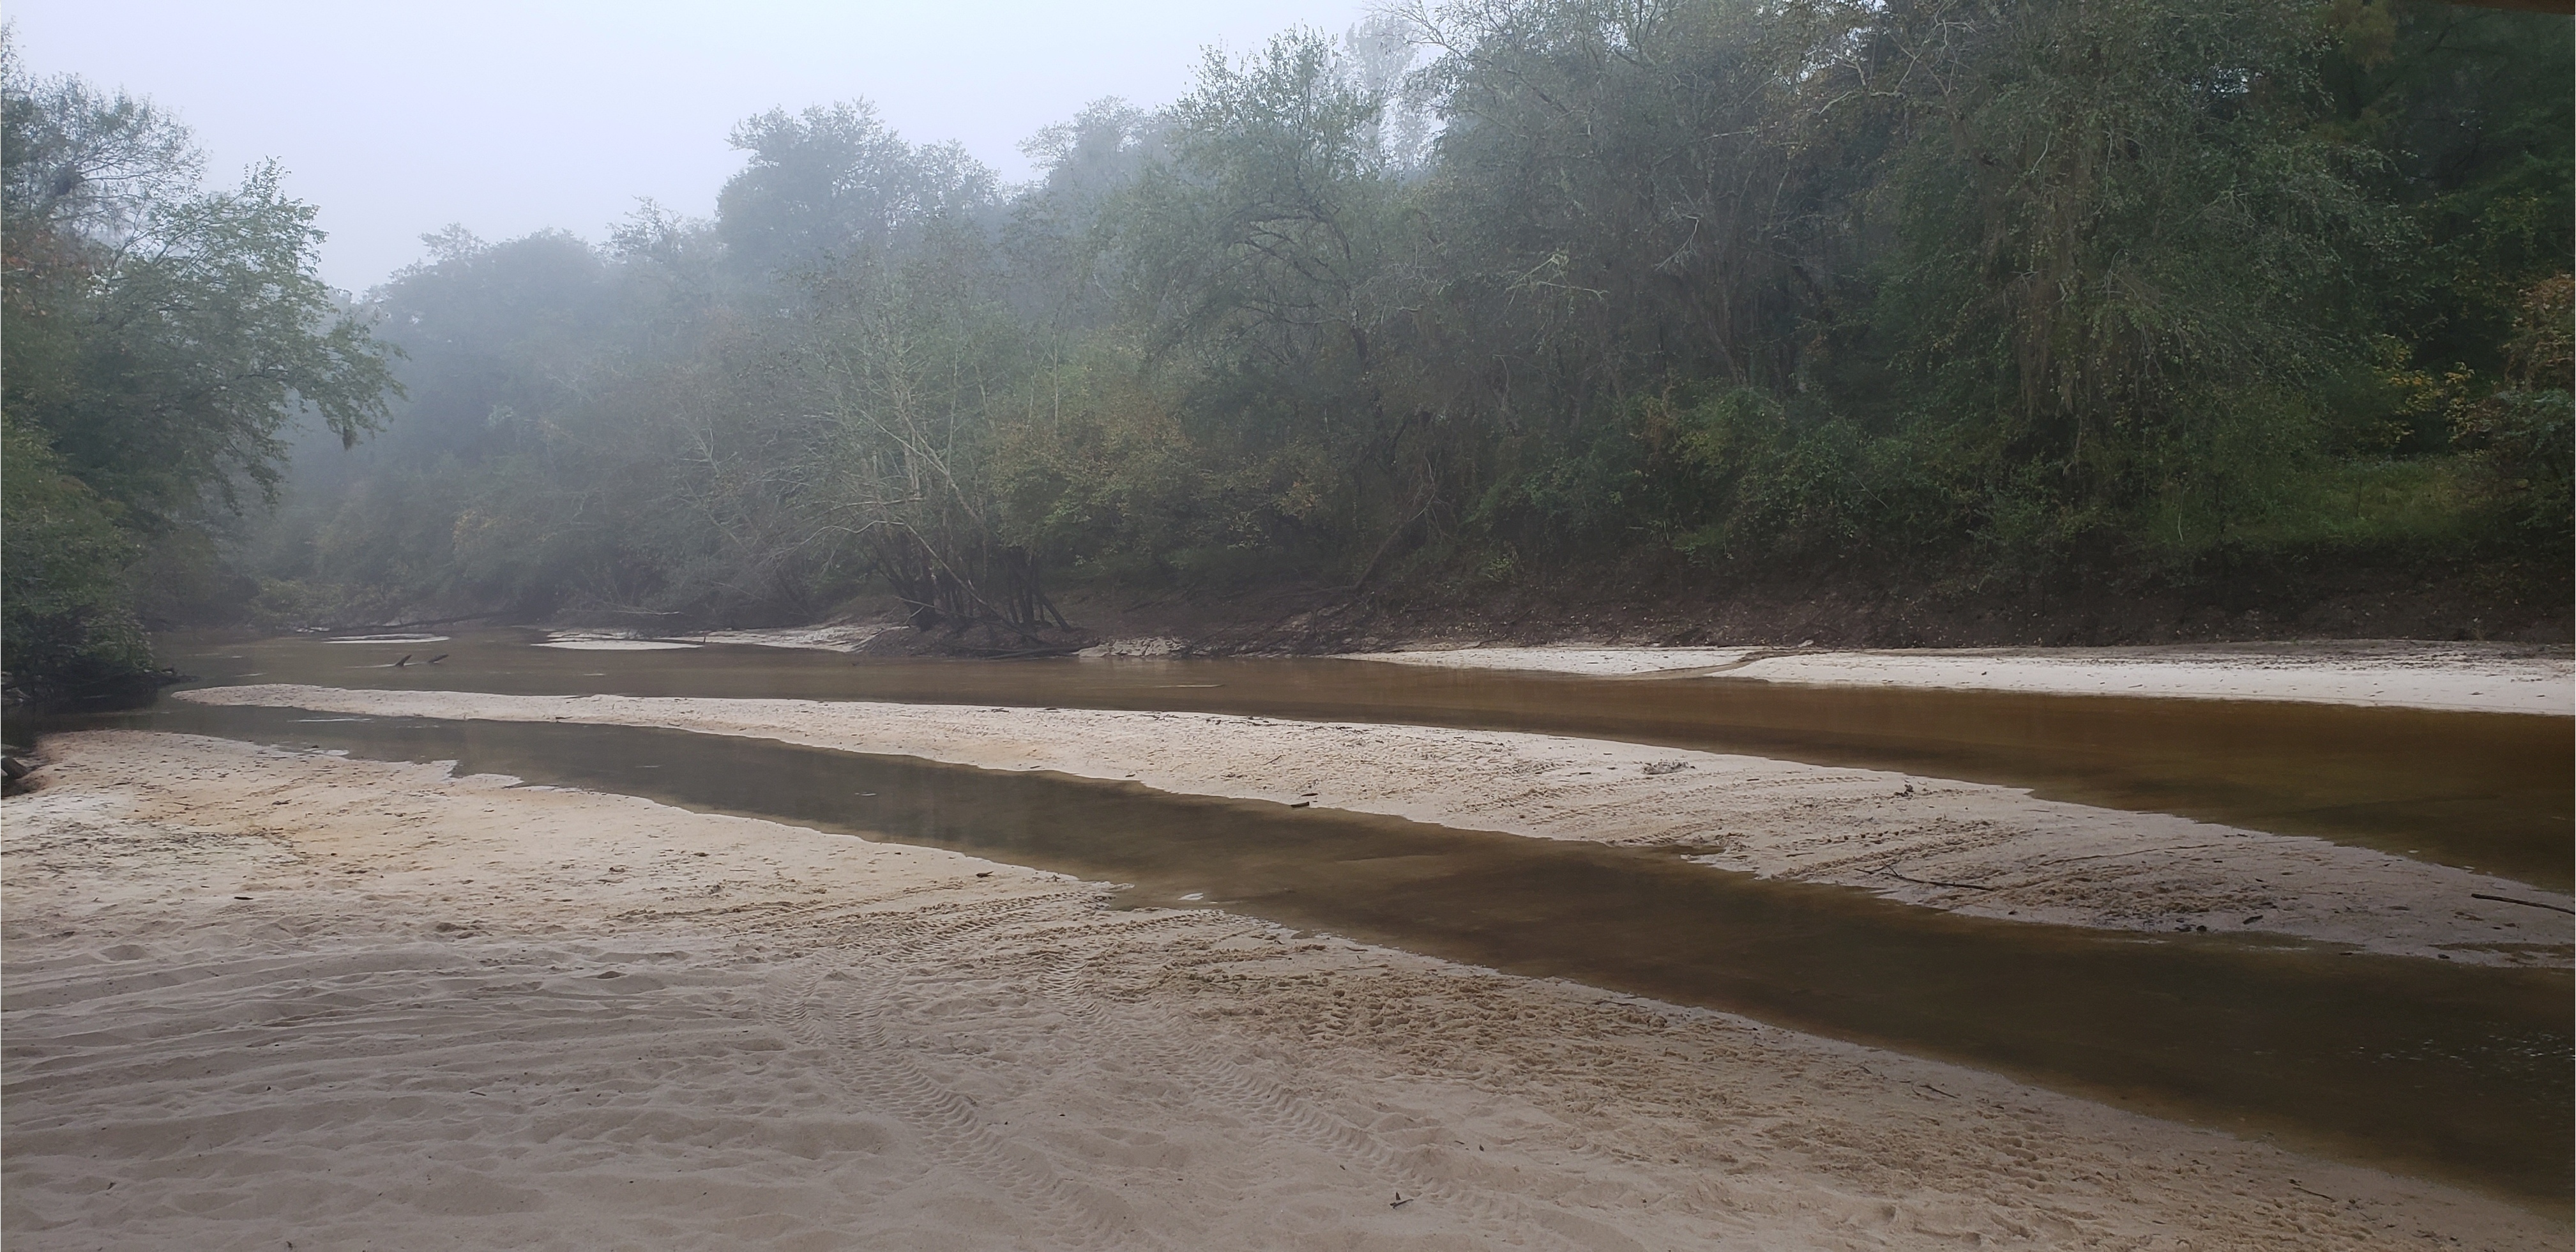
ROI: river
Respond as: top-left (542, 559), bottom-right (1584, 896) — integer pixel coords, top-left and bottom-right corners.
top-left (43, 629), bottom-right (2576, 1208)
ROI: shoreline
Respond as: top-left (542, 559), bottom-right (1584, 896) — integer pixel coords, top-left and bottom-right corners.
top-left (177, 685), bottom-right (2573, 966)
top-left (4, 730), bottom-right (2562, 1248)
top-left (1333, 640), bottom-right (2575, 716)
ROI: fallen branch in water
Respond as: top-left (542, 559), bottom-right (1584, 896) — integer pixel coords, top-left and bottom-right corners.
top-left (2470, 892), bottom-right (2576, 915)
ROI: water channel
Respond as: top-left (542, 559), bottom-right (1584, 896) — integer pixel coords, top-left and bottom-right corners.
top-left (163, 630), bottom-right (2573, 889)
top-left (38, 630), bottom-right (2575, 1207)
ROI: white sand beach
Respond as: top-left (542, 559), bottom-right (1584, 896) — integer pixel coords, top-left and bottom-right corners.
top-left (4, 731), bottom-right (2559, 1250)
top-left (673, 625), bottom-right (893, 652)
top-left (1338, 641), bottom-right (2575, 716)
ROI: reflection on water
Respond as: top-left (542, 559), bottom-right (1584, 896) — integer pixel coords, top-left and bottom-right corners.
top-left (94, 699), bottom-right (2576, 1208)
top-left (158, 630), bottom-right (2574, 889)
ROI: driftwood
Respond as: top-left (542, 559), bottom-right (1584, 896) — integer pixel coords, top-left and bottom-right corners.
top-left (2469, 892), bottom-right (2576, 915)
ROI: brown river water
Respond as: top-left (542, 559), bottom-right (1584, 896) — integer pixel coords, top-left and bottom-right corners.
top-left (158, 629), bottom-right (2572, 889)
top-left (32, 630), bottom-right (2575, 1207)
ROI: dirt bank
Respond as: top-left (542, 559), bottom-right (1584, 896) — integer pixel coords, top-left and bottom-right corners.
top-left (177, 685), bottom-right (2573, 965)
top-left (1018, 554), bottom-right (2576, 657)
top-left (4, 732), bottom-right (2559, 1250)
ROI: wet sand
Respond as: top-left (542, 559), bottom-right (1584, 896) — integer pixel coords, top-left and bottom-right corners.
top-left (1341, 641), bottom-right (2575, 716)
top-left (178, 685), bottom-right (2576, 965)
top-left (5, 731), bottom-right (2560, 1250)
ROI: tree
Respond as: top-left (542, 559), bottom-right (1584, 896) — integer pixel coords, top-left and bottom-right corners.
top-left (716, 102), bottom-right (998, 281)
top-left (1, 42), bottom-right (397, 702)
top-left (1108, 29), bottom-right (1438, 579)
top-left (1871, 0), bottom-right (2389, 514)
top-left (218, 1), bottom-right (2570, 636)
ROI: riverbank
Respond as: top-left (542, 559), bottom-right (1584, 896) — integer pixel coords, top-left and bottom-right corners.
top-left (176, 685), bottom-right (2573, 965)
top-left (1029, 557), bottom-right (2576, 657)
top-left (4, 731), bottom-right (2559, 1249)
top-left (587, 620), bottom-right (2572, 715)
top-left (1335, 640), bottom-right (2574, 716)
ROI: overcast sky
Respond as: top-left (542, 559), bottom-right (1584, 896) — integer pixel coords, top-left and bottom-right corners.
top-left (9, 1), bottom-right (1378, 293)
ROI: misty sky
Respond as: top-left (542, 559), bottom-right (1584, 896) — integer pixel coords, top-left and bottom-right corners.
top-left (10, 1), bottom-right (1377, 293)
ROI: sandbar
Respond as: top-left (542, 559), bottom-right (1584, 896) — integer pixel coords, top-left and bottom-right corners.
top-left (1339, 641), bottom-right (2574, 716)
top-left (178, 685), bottom-right (2574, 965)
top-left (4, 731), bottom-right (2559, 1249)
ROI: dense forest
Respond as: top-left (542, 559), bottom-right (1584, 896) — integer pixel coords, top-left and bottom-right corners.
top-left (4, 0), bottom-right (2570, 699)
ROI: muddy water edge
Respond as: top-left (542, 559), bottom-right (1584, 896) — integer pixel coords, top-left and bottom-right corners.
top-left (154, 631), bottom-right (2573, 890)
top-left (51, 694), bottom-right (2576, 1213)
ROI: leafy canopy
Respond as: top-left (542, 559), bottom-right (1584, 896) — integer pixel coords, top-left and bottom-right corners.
top-left (1, 35), bottom-right (397, 701)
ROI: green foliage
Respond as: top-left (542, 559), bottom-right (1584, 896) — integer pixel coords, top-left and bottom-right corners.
top-left (990, 347), bottom-right (1297, 581)
top-left (15, 162), bottom-right (395, 522)
top-left (227, 1), bottom-right (2567, 629)
top-left (0, 414), bottom-right (151, 701)
top-left (1127, 28), bottom-right (1405, 370)
top-left (2320, 1), bottom-right (2575, 378)
top-left (719, 102), bottom-right (998, 281)
top-left (2450, 274), bottom-right (2575, 544)
top-left (1, 40), bottom-right (395, 700)
top-left (1098, 29), bottom-right (1428, 565)
top-left (1869, 0), bottom-right (2390, 533)
top-left (1414, 0), bottom-right (1850, 400)
top-left (1655, 390), bottom-right (1935, 561)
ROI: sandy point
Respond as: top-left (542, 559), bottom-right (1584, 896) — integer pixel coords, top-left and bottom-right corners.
top-left (1341, 640), bottom-right (2575, 716)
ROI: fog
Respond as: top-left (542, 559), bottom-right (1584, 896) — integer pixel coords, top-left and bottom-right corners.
top-left (7, 0), bottom-right (1372, 291)
top-left (5, 4), bottom-right (2572, 1246)
top-left (6, 0), bottom-right (2565, 695)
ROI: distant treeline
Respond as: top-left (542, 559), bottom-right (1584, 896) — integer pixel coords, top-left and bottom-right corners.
top-left (6, 1), bottom-right (2570, 690)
